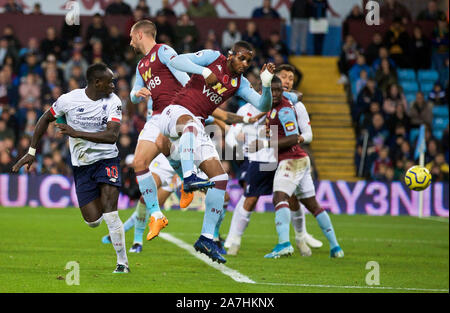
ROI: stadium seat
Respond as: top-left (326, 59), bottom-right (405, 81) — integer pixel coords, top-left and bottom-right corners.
top-left (433, 106), bottom-right (449, 118)
top-left (405, 92), bottom-right (416, 105)
top-left (433, 117), bottom-right (449, 129)
top-left (433, 130), bottom-right (444, 140)
top-left (420, 81), bottom-right (435, 94)
top-left (417, 69), bottom-right (439, 83)
top-left (409, 128), bottom-right (420, 144)
top-left (397, 68), bottom-right (416, 82)
top-left (400, 81), bottom-right (419, 94)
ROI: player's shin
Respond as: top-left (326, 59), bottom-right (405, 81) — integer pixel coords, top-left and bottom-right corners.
top-left (315, 209), bottom-right (339, 249)
top-left (179, 123), bottom-right (198, 178)
top-left (123, 211), bottom-right (138, 232)
top-left (275, 202), bottom-right (291, 244)
top-left (133, 200), bottom-right (149, 244)
top-left (103, 211), bottom-right (128, 266)
top-left (213, 199), bottom-right (228, 241)
top-left (290, 207), bottom-right (305, 235)
top-left (136, 169), bottom-right (161, 217)
top-left (224, 195), bottom-right (245, 248)
top-left (201, 175), bottom-right (228, 239)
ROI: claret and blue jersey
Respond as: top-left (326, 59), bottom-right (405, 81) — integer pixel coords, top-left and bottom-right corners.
top-left (266, 96), bottom-right (308, 162)
top-left (168, 49), bottom-right (273, 120)
top-left (130, 43), bottom-right (190, 118)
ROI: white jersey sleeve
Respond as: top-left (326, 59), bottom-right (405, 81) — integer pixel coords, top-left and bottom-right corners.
top-left (107, 95), bottom-right (122, 123)
top-left (50, 94), bottom-right (69, 118)
top-left (294, 101), bottom-right (313, 144)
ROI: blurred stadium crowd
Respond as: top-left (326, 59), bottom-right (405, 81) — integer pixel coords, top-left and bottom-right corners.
top-left (338, 1), bottom-right (449, 182)
top-left (0, 0), bottom-right (448, 185)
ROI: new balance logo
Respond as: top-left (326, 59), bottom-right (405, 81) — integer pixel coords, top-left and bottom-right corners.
top-left (77, 108), bottom-right (84, 112)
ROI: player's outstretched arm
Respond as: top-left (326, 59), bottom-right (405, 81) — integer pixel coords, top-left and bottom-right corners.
top-left (212, 108), bottom-right (264, 125)
top-left (11, 109), bottom-right (56, 172)
top-left (158, 45), bottom-right (190, 87)
top-left (56, 121), bottom-right (120, 144)
top-left (169, 49), bottom-right (221, 86)
top-left (237, 63), bottom-right (275, 113)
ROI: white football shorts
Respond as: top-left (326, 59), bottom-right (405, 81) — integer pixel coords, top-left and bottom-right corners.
top-left (273, 157), bottom-right (316, 199)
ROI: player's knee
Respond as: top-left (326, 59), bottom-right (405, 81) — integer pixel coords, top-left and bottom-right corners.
top-left (272, 192), bottom-right (286, 205)
top-left (210, 173), bottom-right (229, 191)
top-left (133, 156), bottom-right (149, 172)
top-left (85, 216), bottom-right (103, 228)
top-left (244, 197), bottom-right (257, 211)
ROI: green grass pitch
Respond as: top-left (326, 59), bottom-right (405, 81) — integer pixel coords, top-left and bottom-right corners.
top-left (0, 206), bottom-right (448, 293)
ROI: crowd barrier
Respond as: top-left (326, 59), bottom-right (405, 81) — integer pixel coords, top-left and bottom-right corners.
top-left (0, 13), bottom-right (284, 48)
top-left (0, 174), bottom-right (448, 217)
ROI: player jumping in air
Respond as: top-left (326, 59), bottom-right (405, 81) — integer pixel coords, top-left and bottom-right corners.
top-left (145, 41), bottom-right (274, 263)
top-left (250, 76), bottom-right (344, 259)
top-left (129, 21), bottom-right (257, 247)
top-left (12, 63), bottom-right (130, 273)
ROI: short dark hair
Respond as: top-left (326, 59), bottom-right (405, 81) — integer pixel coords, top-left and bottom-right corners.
top-left (271, 75), bottom-right (282, 85)
top-left (86, 62), bottom-right (108, 84)
top-left (274, 64), bottom-right (295, 75)
top-left (231, 41), bottom-right (254, 54)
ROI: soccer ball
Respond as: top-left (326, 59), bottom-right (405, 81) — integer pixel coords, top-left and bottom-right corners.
top-left (404, 166), bottom-right (432, 191)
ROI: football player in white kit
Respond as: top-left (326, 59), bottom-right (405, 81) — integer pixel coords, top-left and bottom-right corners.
top-left (12, 63), bottom-right (130, 273)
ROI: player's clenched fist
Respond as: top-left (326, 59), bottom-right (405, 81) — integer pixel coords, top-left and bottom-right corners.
top-left (135, 87), bottom-right (151, 99)
top-left (201, 67), bottom-right (218, 87)
top-left (260, 63), bottom-right (275, 87)
top-left (56, 123), bottom-right (77, 137)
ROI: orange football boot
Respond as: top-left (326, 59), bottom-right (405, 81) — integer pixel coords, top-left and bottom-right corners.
top-left (146, 215), bottom-right (168, 241)
top-left (180, 183), bottom-right (194, 209)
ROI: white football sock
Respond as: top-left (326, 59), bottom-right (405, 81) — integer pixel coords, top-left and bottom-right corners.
top-left (225, 195), bottom-right (244, 247)
top-left (103, 211), bottom-right (128, 266)
top-left (227, 196), bottom-right (251, 242)
top-left (291, 208), bottom-right (305, 236)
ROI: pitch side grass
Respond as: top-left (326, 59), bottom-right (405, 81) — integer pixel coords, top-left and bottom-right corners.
top-left (0, 206), bottom-right (448, 293)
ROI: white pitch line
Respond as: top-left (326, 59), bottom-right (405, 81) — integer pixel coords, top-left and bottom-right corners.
top-left (160, 233), bottom-right (448, 293)
top-left (159, 233), bottom-right (255, 284)
top-left (420, 217), bottom-right (449, 223)
top-left (258, 282), bottom-right (448, 293)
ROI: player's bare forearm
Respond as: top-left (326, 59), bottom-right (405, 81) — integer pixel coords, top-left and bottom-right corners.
top-left (276, 135), bottom-right (299, 150)
top-left (223, 112), bottom-right (245, 124)
top-left (56, 121), bottom-right (120, 144)
top-left (11, 110), bottom-right (55, 173)
top-left (31, 110), bottom-right (56, 148)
